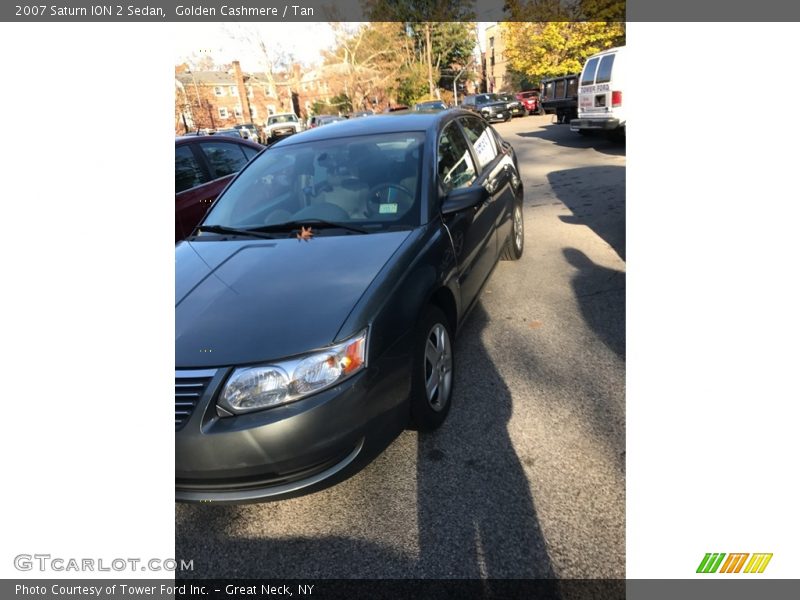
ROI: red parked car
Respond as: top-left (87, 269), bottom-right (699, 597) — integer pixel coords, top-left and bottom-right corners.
top-left (516, 90), bottom-right (542, 115)
top-left (175, 135), bottom-right (263, 242)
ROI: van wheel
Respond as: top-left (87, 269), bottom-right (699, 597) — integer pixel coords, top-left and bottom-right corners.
top-left (409, 306), bottom-right (454, 431)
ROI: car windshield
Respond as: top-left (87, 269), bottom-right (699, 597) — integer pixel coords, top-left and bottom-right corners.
top-left (474, 94), bottom-right (498, 104)
top-left (416, 102), bottom-right (445, 110)
top-left (203, 131), bottom-right (425, 232)
top-left (268, 115), bottom-right (297, 124)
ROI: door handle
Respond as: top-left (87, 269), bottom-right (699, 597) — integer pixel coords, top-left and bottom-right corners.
top-left (484, 179), bottom-right (497, 195)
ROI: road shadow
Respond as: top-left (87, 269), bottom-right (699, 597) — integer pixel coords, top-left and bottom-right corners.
top-left (517, 124), bottom-right (626, 157)
top-left (548, 166), bottom-right (626, 261)
top-left (563, 248), bottom-right (625, 360)
top-left (176, 304), bottom-right (560, 587)
top-left (415, 303), bottom-right (558, 580)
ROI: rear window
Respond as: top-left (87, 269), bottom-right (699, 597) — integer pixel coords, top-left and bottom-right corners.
top-left (268, 115), bottom-right (297, 124)
top-left (555, 80), bottom-right (566, 99)
top-left (595, 54), bottom-right (616, 84)
top-left (198, 141), bottom-right (250, 178)
top-left (581, 57), bottom-right (600, 86)
top-left (567, 77), bottom-right (578, 96)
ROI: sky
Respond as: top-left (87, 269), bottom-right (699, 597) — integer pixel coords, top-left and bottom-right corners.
top-left (173, 22), bottom-right (340, 70)
top-left (174, 22), bottom-right (495, 71)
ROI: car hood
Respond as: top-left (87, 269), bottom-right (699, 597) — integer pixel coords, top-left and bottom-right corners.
top-left (176, 231), bottom-right (411, 368)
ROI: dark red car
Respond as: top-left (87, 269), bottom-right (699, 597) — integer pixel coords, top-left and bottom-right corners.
top-left (516, 90), bottom-right (542, 115)
top-left (175, 135), bottom-right (263, 242)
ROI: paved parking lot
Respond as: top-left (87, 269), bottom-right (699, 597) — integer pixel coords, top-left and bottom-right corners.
top-left (176, 114), bottom-right (626, 578)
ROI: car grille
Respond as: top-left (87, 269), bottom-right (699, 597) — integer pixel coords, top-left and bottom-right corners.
top-left (175, 370), bottom-right (216, 430)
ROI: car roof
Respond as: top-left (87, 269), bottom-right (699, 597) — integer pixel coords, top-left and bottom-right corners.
top-left (175, 135), bottom-right (262, 149)
top-left (277, 109), bottom-right (469, 146)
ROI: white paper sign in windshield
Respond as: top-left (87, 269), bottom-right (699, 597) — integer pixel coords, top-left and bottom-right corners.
top-left (472, 130), bottom-right (497, 169)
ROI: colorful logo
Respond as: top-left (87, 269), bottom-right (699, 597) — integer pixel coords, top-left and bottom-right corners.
top-left (697, 553), bottom-right (773, 574)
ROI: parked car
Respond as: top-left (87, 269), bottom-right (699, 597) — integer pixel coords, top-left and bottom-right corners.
top-left (211, 128), bottom-right (244, 138)
top-left (234, 123), bottom-right (261, 144)
top-left (570, 46), bottom-right (626, 138)
top-left (348, 110), bottom-right (375, 118)
top-left (175, 110), bottom-right (525, 502)
top-left (494, 93), bottom-right (525, 118)
top-left (175, 135), bottom-right (263, 242)
top-left (308, 115), bottom-right (346, 128)
top-left (414, 100), bottom-right (448, 111)
top-left (262, 113), bottom-right (303, 144)
top-left (383, 105), bottom-right (410, 112)
top-left (516, 90), bottom-right (542, 115)
top-left (460, 93), bottom-right (512, 122)
top-left (540, 74), bottom-right (580, 123)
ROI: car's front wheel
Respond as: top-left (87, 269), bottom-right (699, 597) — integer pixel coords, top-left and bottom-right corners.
top-left (501, 201), bottom-right (524, 260)
top-left (409, 306), bottom-right (454, 431)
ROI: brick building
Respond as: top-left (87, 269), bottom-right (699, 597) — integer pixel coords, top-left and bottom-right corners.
top-left (485, 23), bottom-right (512, 93)
top-left (175, 61), bottom-right (294, 134)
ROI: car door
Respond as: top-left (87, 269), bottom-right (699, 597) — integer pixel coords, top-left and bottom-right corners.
top-left (437, 121), bottom-right (497, 310)
top-left (175, 140), bottom-right (257, 242)
top-left (459, 116), bottom-right (518, 248)
top-left (175, 143), bottom-right (212, 242)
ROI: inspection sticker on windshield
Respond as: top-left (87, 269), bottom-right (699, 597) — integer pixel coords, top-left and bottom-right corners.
top-left (379, 203), bottom-right (398, 214)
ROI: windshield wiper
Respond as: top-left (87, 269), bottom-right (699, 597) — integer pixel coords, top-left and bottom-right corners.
top-left (194, 225), bottom-right (275, 240)
top-left (252, 219), bottom-right (370, 235)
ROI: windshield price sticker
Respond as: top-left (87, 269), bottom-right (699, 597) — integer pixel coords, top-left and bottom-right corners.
top-left (473, 131), bottom-right (496, 166)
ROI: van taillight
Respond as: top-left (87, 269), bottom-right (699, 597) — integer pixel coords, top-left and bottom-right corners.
top-left (612, 91), bottom-right (622, 107)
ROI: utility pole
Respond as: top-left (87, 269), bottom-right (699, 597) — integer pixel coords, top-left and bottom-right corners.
top-left (453, 66), bottom-right (466, 106)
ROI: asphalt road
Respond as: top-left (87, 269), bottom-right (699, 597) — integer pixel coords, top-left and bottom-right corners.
top-left (176, 115), bottom-right (626, 579)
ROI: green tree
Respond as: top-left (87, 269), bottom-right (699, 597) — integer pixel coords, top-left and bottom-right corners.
top-left (325, 22), bottom-right (406, 109)
top-left (326, 20), bottom-right (476, 107)
top-left (502, 21), bottom-right (625, 81)
top-left (330, 93), bottom-right (353, 113)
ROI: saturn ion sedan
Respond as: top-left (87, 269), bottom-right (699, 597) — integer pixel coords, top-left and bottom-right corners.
top-left (176, 110), bottom-right (525, 503)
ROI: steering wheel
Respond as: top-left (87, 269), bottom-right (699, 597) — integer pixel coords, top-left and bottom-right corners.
top-left (367, 183), bottom-right (414, 218)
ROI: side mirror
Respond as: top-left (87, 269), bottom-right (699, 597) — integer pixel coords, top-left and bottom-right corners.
top-left (441, 185), bottom-right (488, 214)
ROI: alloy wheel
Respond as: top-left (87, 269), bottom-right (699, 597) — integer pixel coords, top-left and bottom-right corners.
top-left (423, 323), bottom-right (452, 412)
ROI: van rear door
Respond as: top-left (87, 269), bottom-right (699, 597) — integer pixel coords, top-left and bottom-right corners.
top-left (578, 52), bottom-right (616, 116)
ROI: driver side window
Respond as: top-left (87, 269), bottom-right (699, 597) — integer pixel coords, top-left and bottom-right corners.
top-left (438, 123), bottom-right (477, 194)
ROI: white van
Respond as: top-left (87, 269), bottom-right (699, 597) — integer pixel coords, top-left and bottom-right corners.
top-left (570, 46), bottom-right (625, 137)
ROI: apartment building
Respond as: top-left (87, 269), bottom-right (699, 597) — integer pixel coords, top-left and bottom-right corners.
top-left (485, 23), bottom-right (513, 93)
top-left (175, 61), bottom-right (289, 133)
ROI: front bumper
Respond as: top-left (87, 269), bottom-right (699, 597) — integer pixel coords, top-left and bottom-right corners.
top-left (570, 117), bottom-right (622, 131)
top-left (480, 109), bottom-right (508, 122)
top-left (268, 128), bottom-right (297, 139)
top-left (175, 363), bottom-right (408, 503)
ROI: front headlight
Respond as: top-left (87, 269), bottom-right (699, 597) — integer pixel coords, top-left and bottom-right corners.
top-left (218, 329), bottom-right (367, 415)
